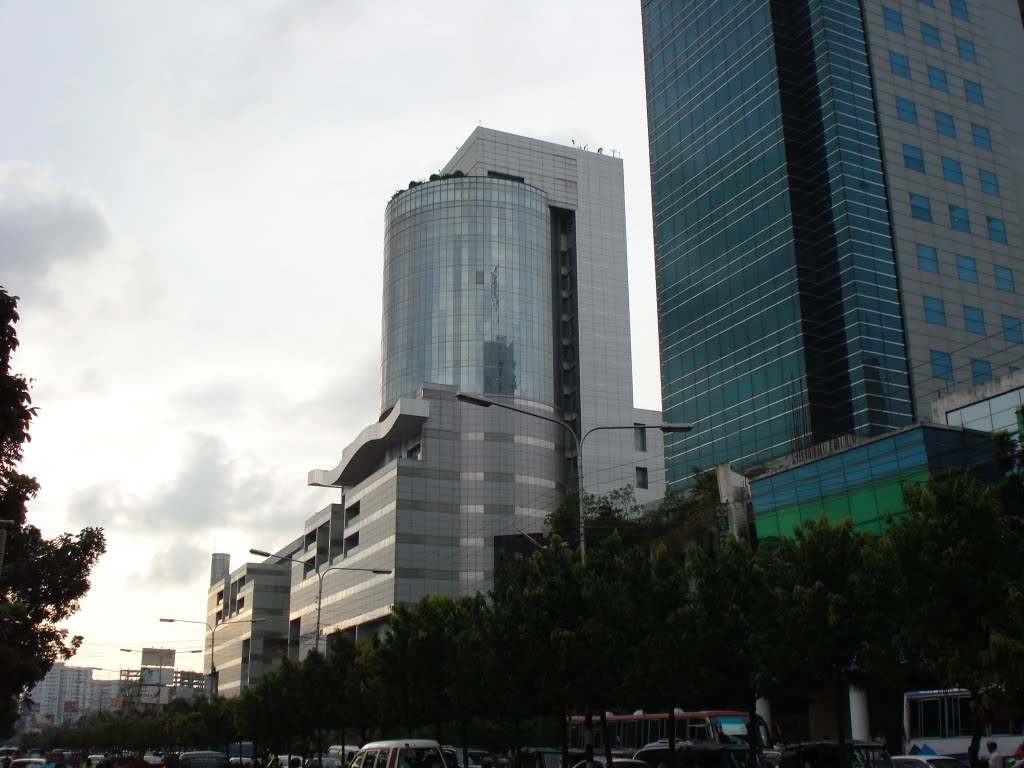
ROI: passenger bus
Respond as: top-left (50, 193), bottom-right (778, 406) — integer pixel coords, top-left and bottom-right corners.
top-left (903, 689), bottom-right (1022, 760)
top-left (567, 710), bottom-right (772, 755)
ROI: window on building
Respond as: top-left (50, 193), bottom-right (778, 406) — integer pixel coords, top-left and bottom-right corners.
top-left (964, 305), bottom-right (986, 334)
top-left (1002, 316), bottom-right (1023, 344)
top-left (917, 243), bottom-right (940, 272)
top-left (972, 124), bottom-right (992, 149)
top-left (970, 359), bottom-right (992, 385)
top-left (921, 22), bottom-right (941, 47)
top-left (956, 255), bottom-right (978, 282)
top-left (898, 97), bottom-right (918, 123)
top-left (904, 144), bottom-right (925, 172)
top-left (979, 169), bottom-right (1000, 196)
top-left (919, 0), bottom-right (934, 5)
top-left (931, 350), bottom-right (954, 381)
top-left (884, 7), bottom-right (904, 33)
top-left (950, 205), bottom-right (971, 233)
top-left (935, 110), bottom-right (956, 137)
top-left (995, 265), bottom-right (1016, 293)
top-left (634, 425), bottom-right (647, 452)
top-left (911, 193), bottom-right (932, 221)
top-left (942, 157), bottom-right (963, 184)
top-left (987, 217), bottom-right (1007, 244)
top-left (924, 296), bottom-right (947, 325)
top-left (891, 51), bottom-right (912, 77)
top-left (957, 36), bottom-right (977, 61)
top-left (635, 467), bottom-right (649, 490)
top-left (964, 80), bottom-right (984, 105)
top-left (928, 66), bottom-right (948, 91)
top-left (951, 0), bottom-right (969, 19)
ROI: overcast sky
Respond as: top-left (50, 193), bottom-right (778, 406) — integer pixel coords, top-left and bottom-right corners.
top-left (1, 1), bottom-right (662, 677)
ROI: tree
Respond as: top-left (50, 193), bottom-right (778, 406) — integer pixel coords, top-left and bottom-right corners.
top-left (0, 286), bottom-right (107, 737)
top-left (886, 472), bottom-right (1023, 765)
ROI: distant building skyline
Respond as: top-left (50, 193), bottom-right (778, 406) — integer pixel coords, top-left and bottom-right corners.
top-left (642, 0), bottom-right (1024, 486)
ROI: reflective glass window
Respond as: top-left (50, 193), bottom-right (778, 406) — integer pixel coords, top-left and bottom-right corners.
top-left (884, 7), bottom-right (904, 33)
top-left (635, 467), bottom-right (649, 489)
top-left (928, 66), bottom-right (948, 91)
top-left (924, 296), bottom-right (947, 325)
top-left (964, 306), bottom-right (986, 334)
top-left (911, 193), bottom-right (932, 221)
top-left (972, 124), bottom-right (992, 149)
top-left (979, 169), bottom-right (999, 196)
top-left (917, 193), bottom-right (933, 221)
top-left (942, 157), bottom-right (963, 184)
top-left (1002, 316), bottom-right (1023, 344)
top-left (949, 205), bottom-right (970, 233)
top-left (935, 111), bottom-right (956, 137)
top-left (995, 265), bottom-right (1015, 293)
top-left (971, 359), bottom-right (992, 385)
top-left (898, 97), bottom-right (918, 123)
top-left (917, 243), bottom-right (939, 272)
top-left (957, 37), bottom-right (977, 61)
top-left (987, 217), bottom-right (1007, 244)
top-left (931, 350), bottom-right (954, 381)
top-left (956, 255), bottom-right (978, 282)
top-left (951, 0), bottom-right (969, 19)
top-left (904, 144), bottom-right (925, 172)
top-left (891, 52), bottom-right (912, 78)
top-left (922, 23), bottom-right (941, 47)
top-left (964, 80), bottom-right (984, 105)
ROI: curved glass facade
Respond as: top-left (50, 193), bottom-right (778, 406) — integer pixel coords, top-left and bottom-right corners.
top-left (380, 177), bottom-right (554, 415)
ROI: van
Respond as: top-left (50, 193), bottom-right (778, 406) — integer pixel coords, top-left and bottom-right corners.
top-left (350, 741), bottom-right (448, 768)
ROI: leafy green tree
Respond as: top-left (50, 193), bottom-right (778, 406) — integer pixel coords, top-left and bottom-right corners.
top-left (642, 469), bottom-right (727, 557)
top-left (886, 472), bottom-right (1023, 765)
top-left (0, 286), bottom-right (107, 737)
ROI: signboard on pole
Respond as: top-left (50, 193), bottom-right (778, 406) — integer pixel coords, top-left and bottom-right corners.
top-left (141, 647), bottom-right (176, 667)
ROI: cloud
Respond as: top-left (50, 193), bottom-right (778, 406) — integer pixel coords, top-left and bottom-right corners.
top-left (140, 536), bottom-right (210, 586)
top-left (0, 163), bottom-right (112, 296)
top-left (68, 431), bottom-right (309, 536)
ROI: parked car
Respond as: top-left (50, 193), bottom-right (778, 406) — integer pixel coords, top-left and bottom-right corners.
top-left (178, 753), bottom-right (229, 768)
top-left (891, 757), bottom-right (964, 768)
top-left (780, 742), bottom-right (891, 768)
top-left (350, 740), bottom-right (447, 768)
top-left (634, 743), bottom-right (753, 768)
top-left (573, 759), bottom-right (650, 768)
top-left (11, 760), bottom-right (47, 768)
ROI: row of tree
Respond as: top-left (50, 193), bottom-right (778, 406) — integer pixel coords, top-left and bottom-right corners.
top-left (27, 465), bottom-right (1024, 766)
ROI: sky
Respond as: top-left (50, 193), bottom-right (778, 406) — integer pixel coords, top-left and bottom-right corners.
top-left (1, 0), bottom-right (662, 678)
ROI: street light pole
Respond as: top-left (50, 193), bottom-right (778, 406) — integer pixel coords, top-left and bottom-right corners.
top-left (249, 548), bottom-right (391, 654)
top-left (455, 391), bottom-right (693, 561)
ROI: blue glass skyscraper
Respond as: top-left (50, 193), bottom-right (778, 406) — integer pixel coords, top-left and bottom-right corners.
top-left (643, 0), bottom-right (1024, 486)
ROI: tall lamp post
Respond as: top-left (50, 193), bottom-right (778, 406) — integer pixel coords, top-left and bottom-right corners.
top-left (249, 548), bottom-right (391, 654)
top-left (455, 391), bottom-right (693, 561)
top-left (159, 616), bottom-right (265, 697)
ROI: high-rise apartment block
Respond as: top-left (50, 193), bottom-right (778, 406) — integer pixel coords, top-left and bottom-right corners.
top-left (642, 0), bottom-right (1024, 485)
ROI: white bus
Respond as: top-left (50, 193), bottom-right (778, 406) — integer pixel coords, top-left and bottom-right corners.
top-left (903, 689), bottom-right (1022, 760)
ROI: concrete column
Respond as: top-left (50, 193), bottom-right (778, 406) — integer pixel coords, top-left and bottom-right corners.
top-left (756, 697), bottom-right (773, 735)
top-left (849, 685), bottom-right (870, 741)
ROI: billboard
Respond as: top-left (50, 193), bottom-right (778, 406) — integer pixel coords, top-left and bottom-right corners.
top-left (138, 685), bottom-right (169, 705)
top-left (140, 667), bottom-right (173, 686)
top-left (141, 647), bottom-right (176, 667)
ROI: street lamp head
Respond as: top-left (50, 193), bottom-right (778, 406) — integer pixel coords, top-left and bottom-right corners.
top-left (159, 618), bottom-right (175, 623)
top-left (660, 423), bottom-right (694, 434)
top-left (454, 391), bottom-right (493, 408)
top-left (371, 569), bottom-right (392, 575)
top-left (249, 548), bottom-right (272, 558)
top-left (120, 648), bottom-right (133, 653)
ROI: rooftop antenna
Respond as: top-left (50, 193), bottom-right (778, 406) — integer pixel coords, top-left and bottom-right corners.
top-left (597, 147), bottom-right (603, 154)
top-left (571, 139), bottom-right (576, 147)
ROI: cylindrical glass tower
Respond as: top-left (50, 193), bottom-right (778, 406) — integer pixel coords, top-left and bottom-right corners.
top-left (380, 176), bottom-right (554, 416)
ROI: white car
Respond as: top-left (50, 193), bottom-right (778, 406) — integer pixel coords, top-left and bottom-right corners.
top-left (891, 756), bottom-right (965, 768)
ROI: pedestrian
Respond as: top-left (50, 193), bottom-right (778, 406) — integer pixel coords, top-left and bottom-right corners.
top-left (987, 741), bottom-right (1004, 768)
